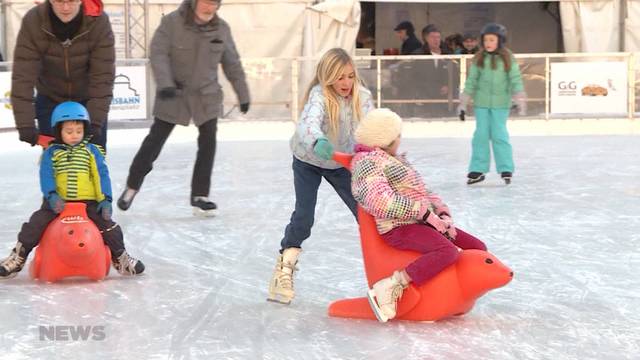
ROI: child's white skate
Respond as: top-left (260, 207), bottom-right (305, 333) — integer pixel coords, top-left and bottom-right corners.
top-left (366, 271), bottom-right (409, 322)
top-left (267, 248), bottom-right (301, 305)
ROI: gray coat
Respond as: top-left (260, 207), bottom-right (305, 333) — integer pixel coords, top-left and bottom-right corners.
top-left (150, 0), bottom-right (250, 126)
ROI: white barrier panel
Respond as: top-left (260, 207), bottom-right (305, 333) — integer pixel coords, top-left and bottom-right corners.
top-left (0, 65), bottom-right (147, 129)
top-left (109, 66), bottom-right (148, 120)
top-left (551, 61), bottom-right (628, 115)
top-left (0, 71), bottom-right (12, 129)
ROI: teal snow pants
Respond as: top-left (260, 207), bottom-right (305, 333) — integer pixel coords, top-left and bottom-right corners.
top-left (468, 107), bottom-right (514, 174)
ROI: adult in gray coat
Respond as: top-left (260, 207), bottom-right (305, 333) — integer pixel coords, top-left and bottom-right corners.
top-left (117, 0), bottom-right (250, 216)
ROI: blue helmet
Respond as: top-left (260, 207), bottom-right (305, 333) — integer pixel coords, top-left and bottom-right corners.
top-left (51, 101), bottom-right (90, 128)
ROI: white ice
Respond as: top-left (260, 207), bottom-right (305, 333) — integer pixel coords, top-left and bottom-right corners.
top-left (0, 121), bottom-right (638, 359)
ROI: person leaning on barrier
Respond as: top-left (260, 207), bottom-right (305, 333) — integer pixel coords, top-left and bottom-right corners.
top-left (413, 24), bottom-right (457, 117)
top-left (11, 0), bottom-right (115, 149)
top-left (394, 21), bottom-right (422, 55)
top-left (117, 0), bottom-right (250, 216)
top-left (460, 32), bottom-right (480, 55)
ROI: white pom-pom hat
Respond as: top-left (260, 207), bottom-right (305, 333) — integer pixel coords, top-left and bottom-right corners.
top-left (355, 108), bottom-right (403, 148)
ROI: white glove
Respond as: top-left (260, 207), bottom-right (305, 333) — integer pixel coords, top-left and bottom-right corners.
top-left (512, 91), bottom-right (527, 116)
top-left (457, 93), bottom-right (471, 120)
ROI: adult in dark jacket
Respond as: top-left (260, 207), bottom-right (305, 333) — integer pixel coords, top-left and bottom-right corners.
top-left (460, 32), bottom-right (480, 55)
top-left (11, 0), bottom-right (115, 149)
top-left (117, 0), bottom-right (250, 216)
top-left (414, 24), bottom-right (457, 117)
top-left (394, 21), bottom-right (422, 55)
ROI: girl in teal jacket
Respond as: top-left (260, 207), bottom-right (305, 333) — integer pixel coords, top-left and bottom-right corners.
top-left (458, 23), bottom-right (526, 185)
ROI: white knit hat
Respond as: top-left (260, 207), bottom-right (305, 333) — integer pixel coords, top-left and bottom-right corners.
top-left (355, 108), bottom-right (403, 148)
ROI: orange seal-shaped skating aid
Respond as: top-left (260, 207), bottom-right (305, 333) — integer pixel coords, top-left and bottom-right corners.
top-left (328, 152), bottom-right (513, 321)
top-left (30, 202), bottom-right (111, 282)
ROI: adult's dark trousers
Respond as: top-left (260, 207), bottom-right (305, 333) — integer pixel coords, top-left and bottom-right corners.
top-left (126, 117), bottom-right (218, 198)
top-left (35, 94), bottom-right (108, 149)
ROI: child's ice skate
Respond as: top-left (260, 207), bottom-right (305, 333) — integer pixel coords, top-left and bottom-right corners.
top-left (117, 187), bottom-right (138, 211)
top-left (191, 196), bottom-right (217, 217)
top-left (112, 251), bottom-right (145, 275)
top-left (367, 271), bottom-right (409, 322)
top-left (267, 248), bottom-right (301, 305)
top-left (0, 242), bottom-right (27, 279)
top-left (501, 172), bottom-right (512, 185)
top-left (466, 172), bottom-right (485, 185)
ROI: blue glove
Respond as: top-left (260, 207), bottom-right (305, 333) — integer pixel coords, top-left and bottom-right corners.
top-left (313, 137), bottom-right (334, 161)
top-left (96, 199), bottom-right (113, 221)
top-left (47, 193), bottom-right (65, 214)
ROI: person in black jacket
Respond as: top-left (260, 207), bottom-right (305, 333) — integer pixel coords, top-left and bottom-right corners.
top-left (394, 21), bottom-right (422, 55)
top-left (460, 32), bottom-right (480, 54)
top-left (414, 24), bottom-right (457, 117)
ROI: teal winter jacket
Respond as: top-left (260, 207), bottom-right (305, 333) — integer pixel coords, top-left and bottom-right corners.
top-left (463, 51), bottom-right (524, 109)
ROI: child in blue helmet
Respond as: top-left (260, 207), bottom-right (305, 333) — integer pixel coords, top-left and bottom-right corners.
top-left (0, 102), bottom-right (145, 279)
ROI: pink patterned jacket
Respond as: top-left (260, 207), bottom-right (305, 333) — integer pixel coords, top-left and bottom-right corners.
top-left (351, 144), bottom-right (450, 234)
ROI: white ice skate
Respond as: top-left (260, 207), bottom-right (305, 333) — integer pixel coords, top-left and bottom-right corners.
top-left (366, 271), bottom-right (409, 322)
top-left (267, 248), bottom-right (301, 305)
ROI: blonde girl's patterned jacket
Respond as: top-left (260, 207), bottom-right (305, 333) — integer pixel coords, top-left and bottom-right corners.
top-left (290, 84), bottom-right (374, 169)
top-left (40, 138), bottom-right (112, 202)
top-left (351, 144), bottom-right (450, 235)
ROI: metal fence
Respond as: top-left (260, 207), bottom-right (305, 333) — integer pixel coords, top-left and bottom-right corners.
top-left (2, 52), bottom-right (639, 125)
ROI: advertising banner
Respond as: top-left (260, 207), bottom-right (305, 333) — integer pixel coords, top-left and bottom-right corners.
top-left (550, 61), bottom-right (627, 114)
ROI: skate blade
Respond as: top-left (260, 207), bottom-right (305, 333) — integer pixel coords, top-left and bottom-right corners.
top-left (466, 176), bottom-right (486, 185)
top-left (366, 290), bottom-right (389, 323)
top-left (0, 272), bottom-right (20, 280)
top-left (266, 294), bottom-right (292, 305)
top-left (192, 207), bottom-right (217, 217)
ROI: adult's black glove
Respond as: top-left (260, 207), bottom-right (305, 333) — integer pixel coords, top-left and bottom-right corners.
top-left (18, 127), bottom-right (38, 146)
top-left (240, 102), bottom-right (250, 114)
top-left (157, 87), bottom-right (177, 100)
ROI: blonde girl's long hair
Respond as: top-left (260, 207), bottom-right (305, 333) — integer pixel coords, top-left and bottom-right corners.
top-left (302, 48), bottom-right (364, 140)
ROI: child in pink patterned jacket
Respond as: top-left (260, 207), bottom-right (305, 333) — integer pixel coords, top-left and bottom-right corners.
top-left (351, 108), bottom-right (488, 322)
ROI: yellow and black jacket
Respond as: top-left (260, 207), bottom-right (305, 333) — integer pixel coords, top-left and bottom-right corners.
top-left (40, 138), bottom-right (111, 201)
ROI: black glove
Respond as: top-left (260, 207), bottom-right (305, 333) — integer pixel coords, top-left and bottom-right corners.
top-left (18, 127), bottom-right (38, 146)
top-left (157, 87), bottom-right (177, 100)
top-left (240, 102), bottom-right (250, 114)
top-left (459, 110), bottom-right (465, 121)
top-left (89, 125), bottom-right (102, 144)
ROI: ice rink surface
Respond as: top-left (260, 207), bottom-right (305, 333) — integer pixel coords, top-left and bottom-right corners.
top-left (0, 124), bottom-right (638, 359)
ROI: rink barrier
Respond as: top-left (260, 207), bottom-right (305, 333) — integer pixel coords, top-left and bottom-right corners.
top-left (1, 52), bottom-right (639, 129)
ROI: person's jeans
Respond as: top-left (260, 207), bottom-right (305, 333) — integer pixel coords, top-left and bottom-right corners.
top-left (280, 157), bottom-right (357, 250)
top-left (35, 94), bottom-right (108, 149)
